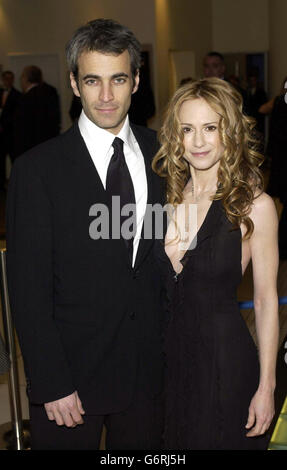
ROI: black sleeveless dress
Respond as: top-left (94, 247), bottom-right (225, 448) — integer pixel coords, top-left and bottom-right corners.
top-left (155, 199), bottom-right (269, 450)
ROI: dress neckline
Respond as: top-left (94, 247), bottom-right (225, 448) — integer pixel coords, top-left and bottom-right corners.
top-left (163, 198), bottom-right (218, 277)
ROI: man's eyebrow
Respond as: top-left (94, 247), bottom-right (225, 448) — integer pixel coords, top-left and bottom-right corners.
top-left (111, 73), bottom-right (129, 79)
top-left (82, 73), bottom-right (129, 80)
top-left (82, 74), bottom-right (100, 80)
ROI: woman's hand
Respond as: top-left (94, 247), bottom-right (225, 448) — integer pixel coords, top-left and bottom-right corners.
top-left (245, 388), bottom-right (275, 437)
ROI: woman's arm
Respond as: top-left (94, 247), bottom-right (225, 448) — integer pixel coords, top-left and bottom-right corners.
top-left (245, 192), bottom-right (279, 437)
top-left (258, 98), bottom-right (275, 115)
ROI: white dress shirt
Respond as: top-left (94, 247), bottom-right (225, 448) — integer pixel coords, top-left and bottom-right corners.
top-left (1, 89), bottom-right (9, 108)
top-left (78, 110), bottom-right (148, 267)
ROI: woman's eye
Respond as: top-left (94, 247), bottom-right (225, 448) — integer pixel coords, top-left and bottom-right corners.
top-left (205, 125), bottom-right (217, 131)
top-left (182, 127), bottom-right (192, 133)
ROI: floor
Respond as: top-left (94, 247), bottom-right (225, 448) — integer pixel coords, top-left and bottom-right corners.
top-left (0, 184), bottom-right (286, 449)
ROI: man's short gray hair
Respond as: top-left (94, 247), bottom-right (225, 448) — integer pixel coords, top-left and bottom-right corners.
top-left (66, 18), bottom-right (142, 81)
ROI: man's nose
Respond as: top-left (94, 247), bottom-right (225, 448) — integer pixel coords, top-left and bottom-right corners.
top-left (99, 83), bottom-right (114, 102)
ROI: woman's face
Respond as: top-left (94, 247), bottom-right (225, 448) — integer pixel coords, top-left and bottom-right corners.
top-left (178, 97), bottom-right (224, 172)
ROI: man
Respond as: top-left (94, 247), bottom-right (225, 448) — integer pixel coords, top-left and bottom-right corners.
top-left (246, 70), bottom-right (267, 136)
top-left (14, 65), bottom-right (61, 157)
top-left (129, 53), bottom-right (155, 126)
top-left (203, 51), bottom-right (249, 115)
top-left (0, 71), bottom-right (21, 187)
top-left (265, 88), bottom-right (287, 260)
top-left (203, 51), bottom-right (226, 79)
top-left (6, 19), bottom-right (164, 450)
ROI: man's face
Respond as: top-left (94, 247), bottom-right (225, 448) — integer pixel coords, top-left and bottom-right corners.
top-left (248, 76), bottom-right (257, 88)
top-left (2, 73), bottom-right (14, 89)
top-left (203, 56), bottom-right (225, 79)
top-left (20, 69), bottom-right (29, 92)
top-left (70, 50), bottom-right (139, 134)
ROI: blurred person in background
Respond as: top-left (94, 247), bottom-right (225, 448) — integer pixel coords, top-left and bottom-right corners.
top-left (0, 71), bottom-right (21, 188)
top-left (203, 52), bottom-right (249, 114)
top-left (246, 69), bottom-right (267, 137)
top-left (203, 51), bottom-right (226, 79)
top-left (261, 77), bottom-right (287, 260)
top-left (69, 94), bottom-right (82, 122)
top-left (14, 65), bottom-right (60, 157)
top-left (128, 53), bottom-right (155, 127)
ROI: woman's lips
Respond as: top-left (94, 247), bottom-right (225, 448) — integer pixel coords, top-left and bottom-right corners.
top-left (191, 151), bottom-right (210, 157)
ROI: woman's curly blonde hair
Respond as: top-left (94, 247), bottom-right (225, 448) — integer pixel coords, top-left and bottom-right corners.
top-left (152, 77), bottom-right (264, 239)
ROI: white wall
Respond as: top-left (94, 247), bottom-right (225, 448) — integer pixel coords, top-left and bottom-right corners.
top-left (269, 0), bottom-right (287, 97)
top-left (155, 0), bottom-right (213, 126)
top-left (1, 0), bottom-right (285, 132)
top-left (212, 0), bottom-right (287, 98)
top-left (212, 0), bottom-right (269, 53)
top-left (168, 0), bottom-right (213, 77)
top-left (155, 0), bottom-right (171, 126)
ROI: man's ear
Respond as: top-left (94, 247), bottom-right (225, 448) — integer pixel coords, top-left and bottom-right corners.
top-left (70, 72), bottom-right (80, 97)
top-left (132, 70), bottom-right (140, 95)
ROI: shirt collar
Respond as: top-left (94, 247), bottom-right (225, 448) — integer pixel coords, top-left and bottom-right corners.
top-left (25, 83), bottom-right (39, 93)
top-left (78, 110), bottom-right (134, 156)
top-left (117, 114), bottom-right (134, 149)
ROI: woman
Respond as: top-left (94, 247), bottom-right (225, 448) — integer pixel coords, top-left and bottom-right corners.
top-left (152, 78), bottom-right (279, 450)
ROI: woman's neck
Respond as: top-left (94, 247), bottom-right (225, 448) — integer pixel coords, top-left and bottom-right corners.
top-left (186, 165), bottom-right (219, 201)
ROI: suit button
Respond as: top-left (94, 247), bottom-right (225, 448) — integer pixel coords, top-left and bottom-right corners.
top-left (133, 269), bottom-right (140, 279)
top-left (130, 312), bottom-right (136, 320)
top-left (26, 377), bottom-right (31, 391)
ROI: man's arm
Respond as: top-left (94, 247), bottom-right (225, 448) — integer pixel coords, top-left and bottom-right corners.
top-left (6, 154), bottom-right (75, 405)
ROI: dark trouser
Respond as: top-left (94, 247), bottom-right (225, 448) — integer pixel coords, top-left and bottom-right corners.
top-left (0, 140), bottom-right (7, 189)
top-left (29, 387), bottom-right (164, 450)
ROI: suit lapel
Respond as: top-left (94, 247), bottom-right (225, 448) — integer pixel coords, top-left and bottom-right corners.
top-left (68, 123), bottom-right (109, 201)
top-left (130, 124), bottom-right (155, 207)
top-left (131, 125), bottom-right (160, 270)
top-left (67, 122), bottom-right (160, 270)
top-left (68, 123), bottom-right (135, 267)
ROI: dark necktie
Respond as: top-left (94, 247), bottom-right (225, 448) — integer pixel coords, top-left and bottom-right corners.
top-left (106, 137), bottom-right (136, 263)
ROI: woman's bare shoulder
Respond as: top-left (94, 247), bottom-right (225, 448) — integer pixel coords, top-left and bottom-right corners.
top-left (249, 191), bottom-right (278, 231)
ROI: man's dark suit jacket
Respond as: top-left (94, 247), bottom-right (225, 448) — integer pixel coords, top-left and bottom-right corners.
top-left (6, 122), bottom-right (165, 415)
top-left (14, 82), bottom-right (61, 157)
top-left (0, 87), bottom-right (22, 159)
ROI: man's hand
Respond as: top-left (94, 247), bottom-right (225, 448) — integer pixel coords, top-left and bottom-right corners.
top-left (44, 391), bottom-right (85, 427)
